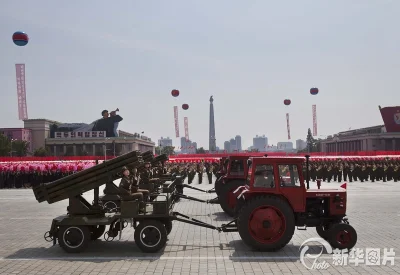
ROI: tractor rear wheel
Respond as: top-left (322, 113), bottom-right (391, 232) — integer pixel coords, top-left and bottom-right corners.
top-left (58, 225), bottom-right (91, 253)
top-left (134, 220), bottom-right (167, 253)
top-left (214, 176), bottom-right (225, 196)
top-left (237, 196), bottom-right (295, 251)
top-left (328, 223), bottom-right (357, 250)
top-left (219, 180), bottom-right (246, 217)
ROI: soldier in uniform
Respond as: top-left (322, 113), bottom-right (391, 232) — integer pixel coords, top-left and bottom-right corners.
top-left (119, 166), bottom-right (149, 202)
top-left (138, 162), bottom-right (157, 193)
top-left (206, 163), bottom-right (213, 184)
top-left (337, 162), bottom-right (343, 183)
top-left (196, 162), bottom-right (203, 184)
top-left (393, 162), bottom-right (399, 182)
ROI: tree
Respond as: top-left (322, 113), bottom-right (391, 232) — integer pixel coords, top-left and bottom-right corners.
top-left (155, 146), bottom-right (175, 156)
top-left (0, 134), bottom-right (11, 156)
top-left (196, 147), bottom-right (206, 154)
top-left (306, 128), bottom-right (317, 152)
top-left (33, 147), bottom-right (50, 157)
top-left (11, 140), bottom-right (30, 157)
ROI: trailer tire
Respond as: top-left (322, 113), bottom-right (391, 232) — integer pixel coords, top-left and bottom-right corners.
top-left (164, 220), bottom-right (173, 235)
top-left (237, 195), bottom-right (295, 251)
top-left (90, 225), bottom-right (106, 240)
top-left (134, 220), bottom-right (167, 253)
top-left (328, 223), bottom-right (357, 250)
top-left (219, 180), bottom-right (246, 217)
top-left (58, 225), bottom-right (91, 253)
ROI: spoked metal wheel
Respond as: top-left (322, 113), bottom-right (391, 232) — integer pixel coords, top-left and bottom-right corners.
top-left (103, 201), bottom-right (118, 213)
top-left (134, 220), bottom-right (167, 253)
top-left (57, 225), bottom-right (91, 253)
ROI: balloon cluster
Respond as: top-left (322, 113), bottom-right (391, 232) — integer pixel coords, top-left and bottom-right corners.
top-left (171, 89), bottom-right (189, 110)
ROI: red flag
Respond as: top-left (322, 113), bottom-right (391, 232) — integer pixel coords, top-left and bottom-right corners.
top-left (340, 183), bottom-right (347, 189)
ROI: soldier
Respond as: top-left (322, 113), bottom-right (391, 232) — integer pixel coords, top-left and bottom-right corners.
top-left (138, 162), bottom-right (156, 193)
top-left (337, 162), bottom-right (343, 182)
top-left (393, 162), bottom-right (399, 182)
top-left (383, 163), bottom-right (388, 182)
top-left (343, 161), bottom-right (349, 181)
top-left (326, 163), bottom-right (333, 183)
top-left (206, 163), bottom-right (213, 184)
top-left (119, 166), bottom-right (149, 201)
top-left (196, 162), bottom-right (203, 184)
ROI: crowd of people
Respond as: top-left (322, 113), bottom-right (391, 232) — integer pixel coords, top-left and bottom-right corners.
top-left (0, 156), bottom-right (399, 189)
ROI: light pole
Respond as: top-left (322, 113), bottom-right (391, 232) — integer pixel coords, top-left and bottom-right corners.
top-left (10, 139), bottom-right (16, 157)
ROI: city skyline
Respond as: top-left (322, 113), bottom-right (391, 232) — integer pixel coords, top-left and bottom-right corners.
top-left (1, 1), bottom-right (398, 150)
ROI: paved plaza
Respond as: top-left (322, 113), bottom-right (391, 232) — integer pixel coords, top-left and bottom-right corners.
top-left (0, 175), bottom-right (400, 274)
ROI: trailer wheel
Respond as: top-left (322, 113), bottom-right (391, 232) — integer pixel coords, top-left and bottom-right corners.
top-left (316, 225), bottom-right (330, 240)
top-left (134, 220), bottom-right (167, 253)
top-left (58, 225), bottom-right (91, 253)
top-left (237, 196), bottom-right (295, 251)
top-left (219, 180), bottom-right (246, 217)
top-left (164, 220), bottom-right (173, 235)
top-left (328, 223), bottom-right (357, 250)
top-left (90, 225), bottom-right (106, 240)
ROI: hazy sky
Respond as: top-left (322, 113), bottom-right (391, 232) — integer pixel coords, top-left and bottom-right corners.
top-left (1, 0), bottom-right (399, 150)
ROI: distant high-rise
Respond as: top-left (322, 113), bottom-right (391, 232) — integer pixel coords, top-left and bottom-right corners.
top-left (235, 135), bottom-right (242, 151)
top-left (158, 136), bottom-right (173, 147)
top-left (224, 141), bottom-right (231, 152)
top-left (209, 96), bottom-right (216, 152)
top-left (296, 139), bottom-right (307, 151)
top-left (253, 135), bottom-right (268, 152)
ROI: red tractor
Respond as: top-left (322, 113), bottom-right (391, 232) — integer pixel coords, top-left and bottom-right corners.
top-left (228, 155), bottom-right (357, 251)
top-left (215, 155), bottom-right (252, 216)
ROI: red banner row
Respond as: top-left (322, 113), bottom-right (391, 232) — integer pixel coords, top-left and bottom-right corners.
top-left (1, 151), bottom-right (400, 162)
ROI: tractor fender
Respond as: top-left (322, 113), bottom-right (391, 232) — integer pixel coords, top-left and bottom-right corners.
top-left (241, 193), bottom-right (295, 215)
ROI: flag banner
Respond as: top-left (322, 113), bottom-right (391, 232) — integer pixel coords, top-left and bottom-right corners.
top-left (184, 117), bottom-right (189, 141)
top-left (15, 64), bottom-right (28, 120)
top-left (174, 106), bottom-right (180, 137)
top-left (312, 105), bottom-right (318, 136)
top-left (286, 113), bottom-right (291, 140)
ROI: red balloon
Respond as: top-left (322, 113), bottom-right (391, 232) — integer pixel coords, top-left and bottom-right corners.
top-left (182, 103), bottom-right (189, 110)
top-left (283, 99), bottom-right (291, 106)
top-left (310, 87), bottom-right (319, 95)
top-left (171, 89), bottom-right (180, 97)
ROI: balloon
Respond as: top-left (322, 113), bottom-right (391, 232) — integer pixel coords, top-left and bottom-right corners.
top-left (12, 31), bottom-right (29, 46)
top-left (310, 87), bottom-right (319, 95)
top-left (171, 89), bottom-right (180, 97)
top-left (182, 103), bottom-right (189, 110)
top-left (283, 99), bottom-right (291, 106)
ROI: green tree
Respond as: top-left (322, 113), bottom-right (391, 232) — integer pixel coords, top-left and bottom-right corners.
top-left (11, 140), bottom-right (30, 157)
top-left (0, 134), bottom-right (11, 156)
top-left (306, 128), bottom-right (317, 152)
top-left (155, 146), bottom-right (175, 156)
top-left (196, 147), bottom-right (206, 154)
top-left (33, 147), bottom-right (50, 157)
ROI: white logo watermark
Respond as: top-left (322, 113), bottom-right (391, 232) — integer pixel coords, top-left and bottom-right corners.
top-left (299, 238), bottom-right (396, 270)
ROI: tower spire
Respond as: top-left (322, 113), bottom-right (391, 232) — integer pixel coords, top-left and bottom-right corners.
top-left (209, 96), bottom-right (216, 152)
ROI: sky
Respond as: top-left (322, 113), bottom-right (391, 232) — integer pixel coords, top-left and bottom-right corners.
top-left (1, 0), bottom-right (400, 150)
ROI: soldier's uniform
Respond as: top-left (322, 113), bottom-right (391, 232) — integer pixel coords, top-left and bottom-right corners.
top-left (393, 163), bottom-right (399, 182)
top-left (196, 163), bottom-right (203, 184)
top-left (139, 162), bottom-right (155, 193)
top-left (338, 163), bottom-right (343, 182)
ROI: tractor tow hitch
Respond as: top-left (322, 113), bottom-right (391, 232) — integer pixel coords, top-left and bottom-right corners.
top-left (181, 184), bottom-right (216, 193)
top-left (175, 193), bottom-right (219, 204)
top-left (171, 212), bottom-right (238, 233)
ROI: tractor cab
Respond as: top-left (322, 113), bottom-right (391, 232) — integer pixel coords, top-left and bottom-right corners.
top-left (236, 156), bottom-right (347, 215)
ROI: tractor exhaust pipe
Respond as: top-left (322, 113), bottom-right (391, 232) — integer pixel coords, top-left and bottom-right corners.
top-left (305, 155), bottom-right (310, 190)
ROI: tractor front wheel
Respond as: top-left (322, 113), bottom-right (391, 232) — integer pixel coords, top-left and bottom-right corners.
top-left (219, 180), bottom-right (246, 217)
top-left (214, 176), bottom-right (224, 196)
top-left (328, 223), bottom-right (357, 250)
top-left (237, 196), bottom-right (295, 251)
